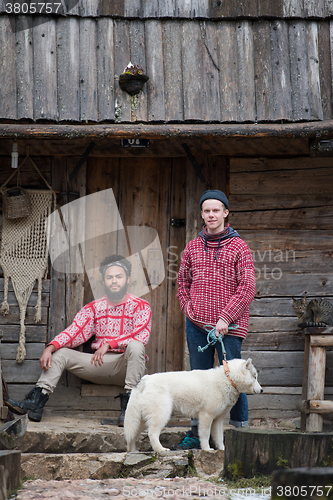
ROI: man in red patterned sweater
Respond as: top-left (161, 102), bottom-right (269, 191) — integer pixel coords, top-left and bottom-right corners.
top-left (176, 190), bottom-right (256, 449)
top-left (6, 255), bottom-right (152, 426)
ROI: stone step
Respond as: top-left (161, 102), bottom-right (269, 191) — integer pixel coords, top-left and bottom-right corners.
top-left (21, 450), bottom-right (225, 481)
top-left (19, 417), bottom-right (189, 454)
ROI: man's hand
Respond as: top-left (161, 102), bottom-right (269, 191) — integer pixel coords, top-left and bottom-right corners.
top-left (215, 318), bottom-right (229, 336)
top-left (91, 342), bottom-right (111, 367)
top-left (39, 345), bottom-right (55, 371)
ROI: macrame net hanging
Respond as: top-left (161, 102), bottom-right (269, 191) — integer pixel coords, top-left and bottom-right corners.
top-left (0, 155), bottom-right (56, 363)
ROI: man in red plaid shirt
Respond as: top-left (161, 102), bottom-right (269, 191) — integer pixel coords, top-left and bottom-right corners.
top-left (176, 190), bottom-right (256, 449)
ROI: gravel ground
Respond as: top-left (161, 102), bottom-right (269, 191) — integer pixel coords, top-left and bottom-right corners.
top-left (15, 477), bottom-right (230, 500)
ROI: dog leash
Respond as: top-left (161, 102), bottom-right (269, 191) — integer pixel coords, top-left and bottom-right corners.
top-left (197, 324), bottom-right (238, 358)
top-left (197, 324), bottom-right (238, 390)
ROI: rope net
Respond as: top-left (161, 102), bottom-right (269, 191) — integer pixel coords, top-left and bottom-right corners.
top-left (0, 189), bottom-right (54, 363)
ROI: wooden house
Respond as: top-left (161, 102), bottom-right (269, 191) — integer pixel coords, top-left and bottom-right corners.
top-left (0, 0), bottom-right (332, 421)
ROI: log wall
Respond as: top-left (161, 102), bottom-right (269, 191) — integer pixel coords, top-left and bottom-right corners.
top-left (229, 157), bottom-right (333, 419)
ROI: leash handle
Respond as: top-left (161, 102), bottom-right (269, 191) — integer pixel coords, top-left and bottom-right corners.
top-left (197, 323), bottom-right (238, 355)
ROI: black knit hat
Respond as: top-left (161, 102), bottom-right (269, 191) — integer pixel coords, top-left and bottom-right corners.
top-left (199, 190), bottom-right (229, 210)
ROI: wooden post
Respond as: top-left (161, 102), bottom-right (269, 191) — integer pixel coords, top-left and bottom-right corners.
top-left (306, 337), bottom-right (326, 432)
top-left (0, 332), bottom-right (8, 422)
top-left (300, 334), bottom-right (310, 431)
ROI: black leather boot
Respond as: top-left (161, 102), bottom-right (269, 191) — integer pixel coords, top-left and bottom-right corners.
top-left (6, 386), bottom-right (49, 422)
top-left (116, 392), bottom-right (130, 427)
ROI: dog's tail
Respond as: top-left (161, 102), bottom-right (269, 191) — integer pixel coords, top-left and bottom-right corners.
top-left (124, 378), bottom-right (146, 451)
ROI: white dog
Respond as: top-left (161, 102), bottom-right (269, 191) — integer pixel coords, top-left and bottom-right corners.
top-left (124, 358), bottom-right (262, 453)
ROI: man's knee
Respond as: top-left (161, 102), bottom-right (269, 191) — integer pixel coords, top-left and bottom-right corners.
top-left (125, 340), bottom-right (145, 358)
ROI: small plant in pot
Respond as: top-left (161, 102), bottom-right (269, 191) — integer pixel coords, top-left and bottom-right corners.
top-left (118, 62), bottom-right (149, 96)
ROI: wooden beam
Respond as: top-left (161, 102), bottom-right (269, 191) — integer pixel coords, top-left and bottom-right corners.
top-left (1, 121), bottom-right (333, 140)
top-left (297, 399), bottom-right (333, 414)
top-left (311, 334), bottom-right (333, 347)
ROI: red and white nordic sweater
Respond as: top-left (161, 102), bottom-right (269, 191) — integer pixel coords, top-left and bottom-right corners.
top-left (177, 235), bottom-right (256, 339)
top-left (49, 293), bottom-right (152, 352)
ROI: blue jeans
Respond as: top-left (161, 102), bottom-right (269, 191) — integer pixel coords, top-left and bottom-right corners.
top-left (186, 317), bottom-right (248, 427)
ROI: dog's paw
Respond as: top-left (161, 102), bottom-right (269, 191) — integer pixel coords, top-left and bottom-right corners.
top-left (156, 447), bottom-right (170, 453)
top-left (201, 447), bottom-right (215, 452)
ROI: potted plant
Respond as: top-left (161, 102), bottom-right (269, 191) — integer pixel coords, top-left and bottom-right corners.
top-left (118, 62), bottom-right (149, 96)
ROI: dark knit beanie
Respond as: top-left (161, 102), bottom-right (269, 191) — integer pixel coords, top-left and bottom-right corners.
top-left (199, 190), bottom-right (229, 210)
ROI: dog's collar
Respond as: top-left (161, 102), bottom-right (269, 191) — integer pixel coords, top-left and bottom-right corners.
top-left (223, 360), bottom-right (237, 390)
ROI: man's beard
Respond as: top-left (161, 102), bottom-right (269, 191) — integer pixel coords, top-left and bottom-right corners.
top-left (105, 282), bottom-right (128, 303)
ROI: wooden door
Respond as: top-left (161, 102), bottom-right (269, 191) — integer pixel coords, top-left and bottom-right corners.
top-left (84, 155), bottom-right (227, 374)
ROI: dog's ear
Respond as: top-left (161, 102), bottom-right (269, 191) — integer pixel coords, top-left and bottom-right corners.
top-left (244, 358), bottom-right (252, 370)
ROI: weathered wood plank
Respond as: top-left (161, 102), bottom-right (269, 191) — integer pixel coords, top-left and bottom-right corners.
top-left (307, 22), bottom-right (324, 120)
top-left (270, 20), bottom-right (293, 121)
top-left (0, 306), bottom-right (48, 325)
top-left (163, 21), bottom-right (183, 122)
top-left (129, 20), bottom-right (148, 122)
top-left (145, 20), bottom-right (166, 121)
top-left (242, 230), bottom-right (332, 251)
top-left (142, 0), bottom-right (158, 17)
top-left (84, 157), bottom-right (120, 304)
top-left (259, 0), bottom-right (283, 17)
top-left (201, 21), bottom-right (221, 122)
top-left (0, 291), bottom-right (49, 307)
top-left (326, 0), bottom-right (333, 15)
top-left (1, 325), bottom-right (47, 344)
top-left (236, 21), bottom-right (256, 122)
top-left (249, 316), bottom-right (308, 333)
top-left (303, 0), bottom-right (326, 17)
top-left (217, 21), bottom-right (239, 121)
top-left (113, 19), bottom-right (131, 122)
top-left (230, 156), bottom-right (333, 173)
top-left (230, 205), bottom-right (333, 229)
top-left (254, 271), bottom-right (333, 297)
top-left (2, 359), bottom-right (41, 383)
top-left (318, 21), bottom-right (332, 120)
top-left (175, 0), bottom-right (192, 17)
top-left (165, 158), bottom-right (186, 372)
top-left (158, 0), bottom-right (175, 16)
top-left (230, 167), bottom-right (333, 195)
top-left (193, 0), bottom-right (209, 17)
top-left (289, 21), bottom-right (312, 121)
top-left (57, 17), bottom-right (80, 122)
top-left (79, 0), bottom-right (99, 16)
top-left (244, 332), bottom-right (305, 351)
top-left (253, 21), bottom-right (274, 122)
top-left (15, 17), bottom-right (33, 120)
top-left (97, 18), bottom-right (115, 121)
top-left (229, 194), bottom-right (333, 211)
top-left (48, 157), bottom-right (67, 343)
top-left (98, 0), bottom-right (124, 16)
top-left (33, 18), bottom-right (57, 120)
top-left (2, 343), bottom-right (44, 360)
top-left (124, 0), bottom-right (141, 17)
top-left (283, 0), bottom-right (304, 17)
top-left (79, 18), bottom-right (98, 122)
top-left (0, 16), bottom-right (16, 120)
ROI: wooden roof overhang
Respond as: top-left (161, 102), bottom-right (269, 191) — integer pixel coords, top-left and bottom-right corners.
top-left (1, 120), bottom-right (332, 158)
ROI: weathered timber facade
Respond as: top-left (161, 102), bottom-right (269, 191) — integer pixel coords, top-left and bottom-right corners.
top-left (0, 1), bottom-right (333, 421)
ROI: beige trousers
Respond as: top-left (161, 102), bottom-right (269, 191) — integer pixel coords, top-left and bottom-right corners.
top-left (37, 340), bottom-right (146, 394)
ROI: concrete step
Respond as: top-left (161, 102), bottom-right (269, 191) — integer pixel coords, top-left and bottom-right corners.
top-left (21, 450), bottom-right (225, 481)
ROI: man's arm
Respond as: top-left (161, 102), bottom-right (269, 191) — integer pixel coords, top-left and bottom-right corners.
top-left (176, 245), bottom-right (192, 315)
top-left (47, 304), bottom-right (95, 352)
top-left (218, 244), bottom-right (256, 327)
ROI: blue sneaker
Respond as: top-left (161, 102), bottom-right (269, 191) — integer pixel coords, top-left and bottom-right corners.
top-left (176, 430), bottom-right (201, 450)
